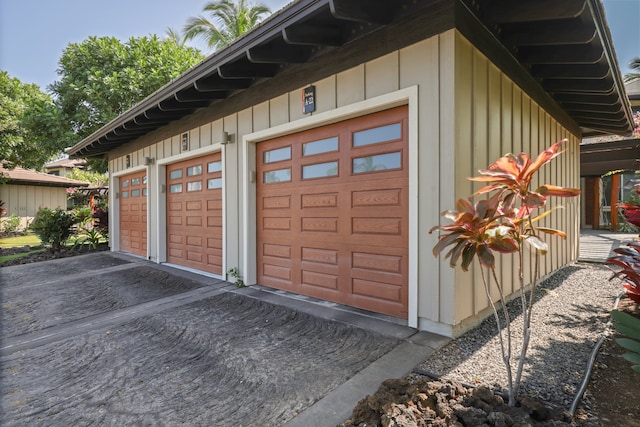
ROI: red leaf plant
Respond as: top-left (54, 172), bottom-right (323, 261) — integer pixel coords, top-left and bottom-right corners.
top-left (430, 139), bottom-right (580, 406)
top-left (618, 183), bottom-right (640, 233)
top-left (608, 242), bottom-right (640, 304)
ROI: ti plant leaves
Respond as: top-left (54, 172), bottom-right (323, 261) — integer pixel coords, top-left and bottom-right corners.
top-left (611, 309), bottom-right (640, 373)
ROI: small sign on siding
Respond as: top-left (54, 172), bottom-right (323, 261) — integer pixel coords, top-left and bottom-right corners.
top-left (303, 85), bottom-right (316, 114)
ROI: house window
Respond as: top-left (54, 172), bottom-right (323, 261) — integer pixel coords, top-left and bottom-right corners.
top-left (208, 161), bottom-right (222, 173)
top-left (187, 165), bottom-right (202, 176)
top-left (353, 152), bottom-right (401, 174)
top-left (353, 123), bottom-right (401, 147)
top-left (263, 146), bottom-right (291, 163)
top-left (302, 161), bottom-right (338, 179)
top-left (303, 137), bottom-right (338, 156)
top-left (263, 168), bottom-right (291, 183)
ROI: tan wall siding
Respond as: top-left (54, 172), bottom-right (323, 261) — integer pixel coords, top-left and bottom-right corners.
top-left (0, 184), bottom-right (68, 229)
top-left (451, 33), bottom-right (580, 332)
top-left (106, 29), bottom-right (580, 336)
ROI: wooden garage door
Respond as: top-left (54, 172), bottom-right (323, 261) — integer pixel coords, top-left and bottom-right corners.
top-left (166, 153), bottom-right (223, 275)
top-left (257, 106), bottom-right (408, 318)
top-left (119, 171), bottom-right (147, 257)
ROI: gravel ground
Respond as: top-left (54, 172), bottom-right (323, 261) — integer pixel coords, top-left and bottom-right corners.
top-left (416, 262), bottom-right (620, 411)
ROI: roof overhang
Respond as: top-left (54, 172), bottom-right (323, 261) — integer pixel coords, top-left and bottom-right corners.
top-left (581, 139), bottom-right (640, 176)
top-left (67, 0), bottom-right (634, 158)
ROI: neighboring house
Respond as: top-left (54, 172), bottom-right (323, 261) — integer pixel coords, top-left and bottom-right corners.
top-left (66, 0), bottom-right (633, 337)
top-left (0, 163), bottom-right (89, 229)
top-left (581, 80), bottom-right (640, 230)
top-left (44, 157), bottom-right (87, 177)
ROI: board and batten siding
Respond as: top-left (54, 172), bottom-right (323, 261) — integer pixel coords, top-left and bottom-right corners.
top-left (107, 29), bottom-right (580, 336)
top-left (446, 33), bottom-right (580, 334)
top-left (0, 184), bottom-right (69, 229)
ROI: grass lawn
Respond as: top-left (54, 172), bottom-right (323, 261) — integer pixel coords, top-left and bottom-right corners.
top-left (0, 233), bottom-right (41, 249)
top-left (0, 233), bottom-right (45, 264)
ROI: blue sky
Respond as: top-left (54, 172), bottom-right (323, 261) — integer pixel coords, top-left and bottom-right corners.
top-left (0, 0), bottom-right (638, 91)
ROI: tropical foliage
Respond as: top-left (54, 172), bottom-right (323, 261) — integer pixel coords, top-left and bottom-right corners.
top-left (0, 72), bottom-right (71, 169)
top-left (29, 207), bottom-right (78, 251)
top-left (50, 36), bottom-right (204, 143)
top-left (608, 242), bottom-right (640, 304)
top-left (430, 139), bottom-right (580, 406)
top-left (610, 310), bottom-right (640, 373)
top-left (625, 57), bottom-right (640, 82)
top-left (183, 0), bottom-right (271, 51)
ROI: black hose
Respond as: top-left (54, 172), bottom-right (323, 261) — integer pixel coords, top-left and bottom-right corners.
top-left (569, 291), bottom-right (625, 415)
top-left (411, 290), bottom-right (627, 416)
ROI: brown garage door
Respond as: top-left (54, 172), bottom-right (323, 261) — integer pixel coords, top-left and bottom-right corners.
top-left (257, 106), bottom-right (408, 318)
top-left (166, 153), bottom-right (223, 275)
top-left (119, 171), bottom-right (147, 257)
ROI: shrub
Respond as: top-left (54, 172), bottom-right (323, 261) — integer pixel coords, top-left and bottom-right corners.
top-left (29, 207), bottom-right (77, 251)
top-left (608, 242), bottom-right (640, 304)
top-left (1, 214), bottom-right (21, 234)
top-left (430, 139), bottom-right (580, 406)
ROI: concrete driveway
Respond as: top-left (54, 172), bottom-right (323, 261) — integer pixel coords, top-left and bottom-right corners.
top-left (0, 252), bottom-right (447, 426)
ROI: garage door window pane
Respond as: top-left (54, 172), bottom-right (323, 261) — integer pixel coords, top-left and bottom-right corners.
top-left (170, 184), bottom-right (182, 193)
top-left (302, 161), bottom-right (338, 179)
top-left (132, 178), bottom-right (140, 185)
top-left (121, 191), bottom-right (129, 198)
top-left (187, 181), bottom-right (202, 191)
top-left (303, 137), bottom-right (338, 156)
top-left (208, 178), bottom-right (223, 189)
top-left (142, 188), bottom-right (147, 196)
top-left (353, 123), bottom-right (401, 147)
top-left (208, 161), bottom-right (222, 173)
top-left (131, 189), bottom-right (140, 197)
top-left (353, 152), bottom-right (401, 173)
top-left (263, 146), bottom-right (291, 163)
top-left (143, 176), bottom-right (147, 184)
top-left (263, 168), bottom-right (291, 183)
top-left (187, 165), bottom-right (202, 176)
top-left (169, 170), bottom-right (182, 180)
top-left (121, 180), bottom-right (129, 188)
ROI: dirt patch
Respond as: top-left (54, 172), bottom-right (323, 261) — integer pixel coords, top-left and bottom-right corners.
top-left (340, 298), bottom-right (640, 427)
top-left (0, 243), bottom-right (109, 267)
top-left (573, 298), bottom-right (640, 427)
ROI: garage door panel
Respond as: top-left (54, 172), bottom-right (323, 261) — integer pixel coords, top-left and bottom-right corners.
top-left (300, 217), bottom-right (338, 232)
top-left (166, 152), bottom-right (223, 275)
top-left (263, 243), bottom-right (292, 259)
top-left (263, 263), bottom-right (292, 281)
top-left (301, 247), bottom-right (338, 265)
top-left (301, 193), bottom-right (338, 208)
top-left (263, 195), bottom-right (292, 209)
top-left (186, 215), bottom-right (202, 226)
top-left (302, 270), bottom-right (339, 290)
top-left (186, 235), bottom-right (202, 246)
top-left (351, 217), bottom-right (402, 235)
top-left (352, 252), bottom-right (402, 274)
top-left (257, 106), bottom-right (408, 318)
top-left (262, 217), bottom-right (292, 231)
top-left (351, 279), bottom-right (403, 303)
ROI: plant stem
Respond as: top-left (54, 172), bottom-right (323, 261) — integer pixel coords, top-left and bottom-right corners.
top-left (481, 266), bottom-right (515, 406)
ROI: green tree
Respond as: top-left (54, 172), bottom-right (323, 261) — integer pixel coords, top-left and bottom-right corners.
top-left (66, 168), bottom-right (108, 187)
top-left (0, 72), bottom-right (71, 169)
top-left (626, 57), bottom-right (640, 82)
top-left (50, 35), bottom-right (204, 142)
top-left (183, 0), bottom-right (271, 51)
top-left (165, 27), bottom-right (187, 46)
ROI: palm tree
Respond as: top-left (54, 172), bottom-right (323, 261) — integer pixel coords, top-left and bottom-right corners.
top-left (182, 0), bottom-right (271, 51)
top-left (625, 57), bottom-right (640, 82)
top-left (164, 27), bottom-right (186, 47)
